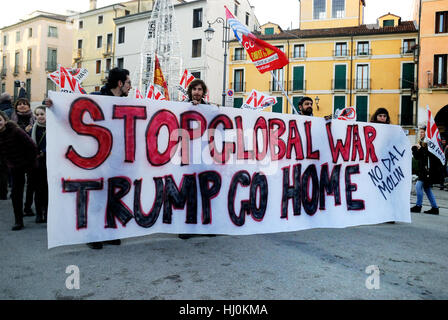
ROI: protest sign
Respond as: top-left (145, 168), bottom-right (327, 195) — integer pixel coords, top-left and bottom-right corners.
top-left (242, 89), bottom-right (277, 110)
top-left (425, 105), bottom-right (446, 165)
top-left (46, 92), bottom-right (412, 248)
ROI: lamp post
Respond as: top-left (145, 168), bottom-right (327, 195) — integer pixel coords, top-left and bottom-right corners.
top-left (314, 96), bottom-right (320, 110)
top-left (204, 17), bottom-right (230, 107)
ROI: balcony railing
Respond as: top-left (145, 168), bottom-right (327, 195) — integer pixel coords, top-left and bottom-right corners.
top-left (103, 46), bottom-right (113, 57)
top-left (232, 54), bottom-right (247, 61)
top-left (270, 81), bottom-right (286, 92)
top-left (332, 78), bottom-right (349, 92)
top-left (231, 82), bottom-right (246, 93)
top-left (354, 78), bottom-right (371, 92)
top-left (46, 62), bottom-right (57, 72)
top-left (333, 49), bottom-right (350, 58)
top-left (292, 51), bottom-right (307, 59)
top-left (400, 47), bottom-right (415, 55)
top-left (399, 78), bottom-right (416, 91)
top-left (355, 49), bottom-right (372, 56)
top-left (290, 80), bottom-right (306, 92)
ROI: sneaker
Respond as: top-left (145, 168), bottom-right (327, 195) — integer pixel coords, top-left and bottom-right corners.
top-left (104, 239), bottom-right (121, 245)
top-left (87, 242), bottom-right (103, 249)
top-left (11, 224), bottom-right (24, 231)
top-left (424, 207), bottom-right (439, 215)
top-left (410, 205), bottom-right (422, 213)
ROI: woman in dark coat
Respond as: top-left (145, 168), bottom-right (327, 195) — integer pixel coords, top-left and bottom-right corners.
top-left (0, 110), bottom-right (38, 230)
top-left (410, 127), bottom-right (440, 215)
top-left (30, 106), bottom-right (48, 223)
top-left (10, 98), bottom-right (35, 216)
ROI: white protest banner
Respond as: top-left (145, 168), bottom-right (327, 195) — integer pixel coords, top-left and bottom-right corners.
top-left (242, 89), bottom-right (277, 110)
top-left (47, 92), bottom-right (412, 248)
top-left (425, 105), bottom-right (446, 165)
top-left (135, 88), bottom-right (145, 99)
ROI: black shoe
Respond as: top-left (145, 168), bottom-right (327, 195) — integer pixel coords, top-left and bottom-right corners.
top-left (386, 221), bottom-right (396, 224)
top-left (410, 205), bottom-right (422, 213)
top-left (35, 216), bottom-right (45, 223)
top-left (204, 234), bottom-right (217, 237)
top-left (178, 234), bottom-right (193, 240)
top-left (23, 208), bottom-right (35, 217)
top-left (11, 224), bottom-right (24, 231)
top-left (87, 242), bottom-right (103, 249)
top-left (424, 207), bottom-right (439, 215)
top-left (104, 239), bottom-right (121, 245)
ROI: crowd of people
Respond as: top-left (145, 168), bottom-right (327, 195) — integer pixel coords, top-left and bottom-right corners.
top-left (1, 68), bottom-right (447, 247)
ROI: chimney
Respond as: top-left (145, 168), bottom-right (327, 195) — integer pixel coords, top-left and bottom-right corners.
top-left (89, 0), bottom-right (97, 10)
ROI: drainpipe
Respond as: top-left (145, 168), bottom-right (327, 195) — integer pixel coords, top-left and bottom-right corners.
top-left (415, 0), bottom-right (422, 130)
top-left (349, 34), bottom-right (354, 106)
top-left (287, 39), bottom-right (290, 114)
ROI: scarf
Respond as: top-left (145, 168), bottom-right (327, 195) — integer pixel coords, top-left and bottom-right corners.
top-left (31, 121), bottom-right (46, 146)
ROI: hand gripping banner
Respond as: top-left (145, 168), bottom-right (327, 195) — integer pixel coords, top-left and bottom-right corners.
top-left (46, 92), bottom-right (412, 248)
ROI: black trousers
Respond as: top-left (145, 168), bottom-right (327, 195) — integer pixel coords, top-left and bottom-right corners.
top-left (10, 167), bottom-right (35, 226)
top-left (24, 171), bottom-right (35, 211)
top-left (34, 159), bottom-right (48, 219)
top-left (0, 157), bottom-right (8, 199)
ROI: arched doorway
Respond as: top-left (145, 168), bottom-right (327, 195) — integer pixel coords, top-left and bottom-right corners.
top-left (435, 105), bottom-right (448, 139)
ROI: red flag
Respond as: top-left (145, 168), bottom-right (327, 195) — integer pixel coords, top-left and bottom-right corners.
top-left (225, 6), bottom-right (289, 73)
top-left (154, 54), bottom-right (170, 100)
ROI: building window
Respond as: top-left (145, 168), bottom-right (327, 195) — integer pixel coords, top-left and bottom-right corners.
top-left (28, 28), bottom-right (33, 38)
top-left (334, 64), bottom-right (347, 90)
top-left (292, 66), bottom-right (305, 91)
top-left (47, 48), bottom-right (57, 72)
top-left (118, 27), bottom-right (125, 44)
top-left (355, 96), bottom-right (368, 122)
top-left (271, 68), bottom-right (284, 91)
top-left (106, 58), bottom-right (112, 72)
top-left (79, 20), bottom-right (83, 29)
top-left (46, 78), bottom-right (57, 95)
top-left (294, 44), bottom-right (305, 58)
top-left (357, 41), bottom-right (369, 55)
top-left (98, 15), bottom-right (103, 24)
top-left (78, 39), bottom-right (83, 49)
top-left (234, 3), bottom-right (239, 16)
top-left (233, 69), bottom-right (244, 92)
top-left (400, 95), bottom-right (413, 125)
top-left (356, 64), bottom-right (369, 90)
top-left (3, 35), bottom-right (7, 46)
top-left (234, 47), bottom-right (245, 60)
top-left (435, 11), bottom-right (448, 33)
top-left (264, 27), bottom-right (274, 35)
top-left (245, 12), bottom-right (250, 26)
top-left (25, 79), bottom-right (31, 101)
top-left (192, 39), bottom-right (202, 58)
top-left (402, 39), bottom-right (416, 54)
top-left (193, 8), bottom-right (203, 28)
top-left (48, 26), bottom-right (58, 38)
top-left (14, 52), bottom-right (20, 74)
top-left (335, 42), bottom-right (348, 56)
top-left (1, 83), bottom-right (5, 94)
top-left (434, 54), bottom-right (447, 86)
top-left (106, 34), bottom-right (113, 52)
top-left (333, 95), bottom-right (346, 115)
top-left (383, 19), bottom-right (394, 27)
top-left (402, 63), bottom-right (415, 89)
top-left (26, 49), bottom-right (32, 72)
top-left (96, 60), bottom-right (101, 74)
top-left (332, 0), bottom-right (345, 18)
top-left (16, 31), bottom-right (20, 42)
top-left (97, 35), bottom-right (103, 49)
top-left (313, 0), bottom-right (326, 20)
top-left (125, 10), bottom-right (130, 16)
top-left (117, 57), bottom-right (124, 69)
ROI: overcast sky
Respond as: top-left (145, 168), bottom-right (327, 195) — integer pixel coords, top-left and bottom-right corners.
top-left (0, 0), bottom-right (414, 29)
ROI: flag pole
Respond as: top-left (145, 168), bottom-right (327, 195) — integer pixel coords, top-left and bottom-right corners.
top-left (271, 70), bottom-right (299, 115)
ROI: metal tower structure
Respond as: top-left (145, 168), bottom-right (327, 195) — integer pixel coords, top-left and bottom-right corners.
top-left (134, 0), bottom-right (182, 100)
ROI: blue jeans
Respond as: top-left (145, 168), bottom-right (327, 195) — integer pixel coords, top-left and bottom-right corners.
top-left (415, 180), bottom-right (438, 208)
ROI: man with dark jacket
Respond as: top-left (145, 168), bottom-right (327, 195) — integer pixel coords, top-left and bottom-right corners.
top-left (297, 96), bottom-right (314, 116)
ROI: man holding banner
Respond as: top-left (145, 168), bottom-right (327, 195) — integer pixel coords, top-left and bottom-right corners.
top-left (93, 68), bottom-right (132, 97)
top-left (186, 79), bottom-right (209, 106)
top-left (297, 97), bottom-right (314, 116)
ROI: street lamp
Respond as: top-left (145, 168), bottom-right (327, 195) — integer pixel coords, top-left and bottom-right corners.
top-left (314, 96), bottom-right (320, 110)
top-left (204, 17), bottom-right (230, 107)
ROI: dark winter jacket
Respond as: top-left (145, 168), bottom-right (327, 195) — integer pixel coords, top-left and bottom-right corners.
top-left (0, 100), bottom-right (13, 119)
top-left (10, 110), bottom-right (35, 133)
top-left (91, 85), bottom-right (115, 96)
top-left (412, 143), bottom-right (443, 186)
top-left (0, 122), bottom-right (38, 170)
